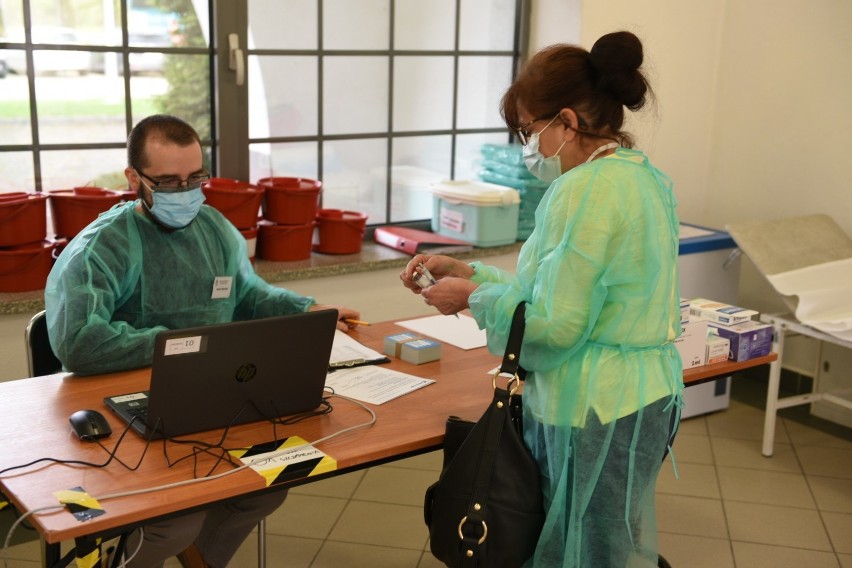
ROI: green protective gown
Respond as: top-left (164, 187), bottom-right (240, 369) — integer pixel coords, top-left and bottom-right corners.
top-left (45, 201), bottom-right (314, 375)
top-left (468, 148), bottom-right (683, 567)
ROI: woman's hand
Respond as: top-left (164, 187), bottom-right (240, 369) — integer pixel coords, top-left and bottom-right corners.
top-left (310, 303), bottom-right (361, 332)
top-left (399, 254), bottom-right (475, 293)
top-left (420, 277), bottom-right (478, 316)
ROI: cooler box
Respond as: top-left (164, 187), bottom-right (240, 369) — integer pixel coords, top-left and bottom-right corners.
top-left (430, 180), bottom-right (519, 247)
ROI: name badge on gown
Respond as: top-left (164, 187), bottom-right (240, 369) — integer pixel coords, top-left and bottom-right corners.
top-left (211, 276), bottom-right (233, 299)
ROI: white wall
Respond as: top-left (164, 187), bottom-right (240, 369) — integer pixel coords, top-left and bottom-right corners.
top-left (530, 0), bottom-right (852, 238)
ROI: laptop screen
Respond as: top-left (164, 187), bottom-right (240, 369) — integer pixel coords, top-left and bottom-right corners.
top-left (105, 309), bottom-right (338, 438)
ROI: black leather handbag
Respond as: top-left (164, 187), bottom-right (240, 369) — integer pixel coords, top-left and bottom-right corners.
top-left (424, 303), bottom-right (545, 567)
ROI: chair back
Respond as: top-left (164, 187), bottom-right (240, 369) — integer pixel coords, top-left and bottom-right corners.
top-left (24, 310), bottom-right (63, 376)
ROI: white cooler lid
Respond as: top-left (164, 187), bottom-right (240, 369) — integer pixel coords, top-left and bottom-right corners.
top-left (430, 180), bottom-right (520, 206)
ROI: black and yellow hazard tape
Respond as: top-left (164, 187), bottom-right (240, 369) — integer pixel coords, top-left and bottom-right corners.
top-left (230, 436), bottom-right (337, 486)
top-left (53, 486), bottom-right (106, 522)
top-left (72, 536), bottom-right (102, 568)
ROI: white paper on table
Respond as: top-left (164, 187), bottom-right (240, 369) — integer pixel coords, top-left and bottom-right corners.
top-left (330, 330), bottom-right (388, 367)
top-left (766, 257), bottom-right (852, 341)
top-left (325, 366), bottom-right (434, 405)
top-left (395, 314), bottom-right (487, 350)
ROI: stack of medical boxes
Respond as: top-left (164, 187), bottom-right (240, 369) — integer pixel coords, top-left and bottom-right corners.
top-left (477, 143), bottom-right (549, 240)
top-left (383, 332), bottom-right (442, 365)
top-left (688, 298), bottom-right (773, 362)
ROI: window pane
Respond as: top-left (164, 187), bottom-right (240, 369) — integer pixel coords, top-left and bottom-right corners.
top-left (324, 0), bottom-right (388, 50)
top-left (249, 56), bottom-right (318, 139)
top-left (0, 67), bottom-right (32, 144)
top-left (40, 148), bottom-right (127, 190)
top-left (323, 139), bottom-right (387, 224)
top-left (393, 56), bottom-right (453, 132)
top-left (140, 0), bottom-right (209, 50)
top-left (148, 53), bottom-right (212, 140)
top-left (249, 0), bottom-right (317, 50)
top-left (128, 5), bottom-right (181, 48)
top-left (456, 56), bottom-right (513, 129)
top-left (394, 0), bottom-right (454, 51)
top-left (36, 75), bottom-right (126, 144)
top-left (390, 135), bottom-right (452, 222)
top-left (249, 141), bottom-right (319, 182)
top-left (31, 48), bottom-right (92, 76)
top-left (324, 57), bottom-right (388, 135)
top-left (129, 75), bottom-right (170, 127)
top-left (455, 133), bottom-right (513, 181)
top-left (459, 0), bottom-right (516, 51)
top-left (0, 153), bottom-right (35, 193)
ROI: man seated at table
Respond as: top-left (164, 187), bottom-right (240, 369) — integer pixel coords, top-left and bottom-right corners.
top-left (44, 114), bottom-right (360, 568)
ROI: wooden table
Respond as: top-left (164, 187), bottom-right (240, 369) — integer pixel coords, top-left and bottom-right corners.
top-left (0, 318), bottom-right (776, 565)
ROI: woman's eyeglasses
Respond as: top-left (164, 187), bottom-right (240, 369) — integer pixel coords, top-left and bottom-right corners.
top-left (515, 114), bottom-right (557, 146)
top-left (135, 168), bottom-right (210, 193)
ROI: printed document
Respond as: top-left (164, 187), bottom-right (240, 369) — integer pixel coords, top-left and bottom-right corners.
top-left (330, 330), bottom-right (388, 368)
top-left (325, 366), bottom-right (434, 405)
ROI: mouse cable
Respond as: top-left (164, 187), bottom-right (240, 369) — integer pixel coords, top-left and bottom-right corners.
top-left (0, 416), bottom-right (150, 478)
top-left (4, 392), bottom-right (378, 561)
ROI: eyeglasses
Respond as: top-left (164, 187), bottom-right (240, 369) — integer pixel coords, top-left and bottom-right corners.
top-left (135, 168), bottom-right (210, 193)
top-left (515, 114), bottom-right (558, 146)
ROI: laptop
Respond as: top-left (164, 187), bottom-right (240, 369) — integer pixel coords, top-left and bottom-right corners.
top-left (104, 310), bottom-right (338, 439)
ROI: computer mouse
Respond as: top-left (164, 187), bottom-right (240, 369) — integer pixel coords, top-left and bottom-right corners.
top-left (69, 409), bottom-right (113, 441)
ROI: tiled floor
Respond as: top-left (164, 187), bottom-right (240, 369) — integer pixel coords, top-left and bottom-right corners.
top-left (5, 378), bottom-right (851, 568)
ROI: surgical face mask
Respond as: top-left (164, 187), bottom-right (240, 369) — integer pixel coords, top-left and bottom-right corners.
top-left (147, 187), bottom-right (206, 229)
top-left (523, 116), bottom-right (567, 183)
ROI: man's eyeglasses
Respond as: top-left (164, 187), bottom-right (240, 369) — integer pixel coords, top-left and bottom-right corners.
top-left (515, 114), bottom-right (557, 146)
top-left (135, 168), bottom-right (210, 193)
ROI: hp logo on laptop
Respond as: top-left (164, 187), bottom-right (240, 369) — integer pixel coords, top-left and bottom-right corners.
top-left (235, 363), bottom-right (257, 383)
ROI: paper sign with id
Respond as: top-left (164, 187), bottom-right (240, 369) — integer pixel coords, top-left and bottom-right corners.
top-left (230, 436), bottom-right (337, 486)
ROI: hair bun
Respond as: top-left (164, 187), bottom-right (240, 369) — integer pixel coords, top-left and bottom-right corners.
top-left (589, 31), bottom-right (648, 110)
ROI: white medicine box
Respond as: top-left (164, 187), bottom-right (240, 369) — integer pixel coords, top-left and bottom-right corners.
top-left (675, 320), bottom-right (708, 369)
top-left (430, 180), bottom-right (520, 247)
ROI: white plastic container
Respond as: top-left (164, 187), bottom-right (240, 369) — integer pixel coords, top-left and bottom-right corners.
top-left (430, 180), bottom-right (520, 247)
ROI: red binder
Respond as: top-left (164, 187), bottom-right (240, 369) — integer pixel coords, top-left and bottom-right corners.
top-left (373, 226), bottom-right (473, 255)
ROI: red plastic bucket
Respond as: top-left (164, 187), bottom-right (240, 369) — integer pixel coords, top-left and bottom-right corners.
top-left (258, 221), bottom-right (314, 261)
top-left (314, 209), bottom-right (368, 254)
top-left (202, 178), bottom-right (265, 230)
top-left (0, 240), bottom-right (56, 292)
top-left (257, 177), bottom-right (322, 225)
top-left (0, 193), bottom-right (47, 247)
top-left (48, 188), bottom-right (122, 239)
top-left (240, 226), bottom-right (259, 261)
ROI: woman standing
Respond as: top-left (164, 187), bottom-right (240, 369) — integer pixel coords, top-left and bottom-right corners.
top-left (401, 31), bottom-right (682, 567)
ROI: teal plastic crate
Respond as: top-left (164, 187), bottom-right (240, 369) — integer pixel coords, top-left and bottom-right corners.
top-left (430, 181), bottom-right (520, 247)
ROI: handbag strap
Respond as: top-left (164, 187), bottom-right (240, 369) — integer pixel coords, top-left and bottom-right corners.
top-left (458, 302), bottom-right (528, 565)
top-left (499, 302), bottom-right (527, 380)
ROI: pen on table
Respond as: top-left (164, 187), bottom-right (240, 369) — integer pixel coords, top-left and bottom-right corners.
top-left (344, 319), bottom-right (371, 326)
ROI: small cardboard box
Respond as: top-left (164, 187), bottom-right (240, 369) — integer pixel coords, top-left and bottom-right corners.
top-left (709, 320), bottom-right (773, 362)
top-left (680, 298), bottom-right (691, 324)
top-left (675, 320), bottom-right (708, 369)
top-left (430, 180), bottom-right (520, 247)
top-left (689, 298), bottom-right (758, 325)
top-left (400, 338), bottom-right (442, 365)
top-left (705, 334), bottom-right (730, 364)
top-left (383, 332), bottom-right (422, 358)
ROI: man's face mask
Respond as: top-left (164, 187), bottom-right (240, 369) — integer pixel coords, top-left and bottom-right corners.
top-left (148, 188), bottom-right (206, 229)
